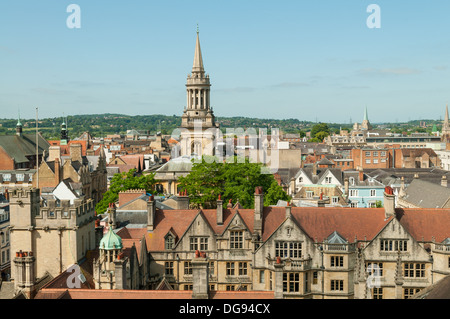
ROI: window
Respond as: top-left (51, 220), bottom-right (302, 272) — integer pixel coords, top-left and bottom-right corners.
top-left (313, 271), bottom-right (318, 284)
top-left (373, 159), bottom-right (379, 164)
top-left (373, 151), bottom-right (378, 157)
top-left (367, 263), bottom-right (384, 277)
top-left (230, 231), bottom-right (243, 249)
top-left (238, 262), bottom-right (247, 276)
top-left (365, 151), bottom-right (371, 157)
top-left (2, 174), bottom-right (11, 182)
top-left (330, 256), bottom-right (344, 268)
top-left (370, 189), bottom-right (376, 197)
top-left (404, 288), bottom-right (421, 299)
top-left (226, 262), bottom-right (235, 276)
top-left (275, 241), bottom-right (302, 259)
top-left (349, 177), bottom-right (355, 185)
top-left (350, 201), bottom-right (358, 208)
top-left (380, 151), bottom-right (386, 157)
top-left (380, 239), bottom-right (407, 252)
top-left (299, 177), bottom-right (303, 183)
top-left (404, 263), bottom-right (425, 278)
top-left (325, 177), bottom-right (332, 184)
top-left (349, 189), bottom-right (358, 197)
top-left (16, 174), bottom-right (24, 182)
top-left (165, 262), bottom-right (174, 275)
top-left (330, 280), bottom-right (344, 291)
top-left (365, 159), bottom-right (371, 164)
top-left (259, 270), bottom-right (265, 283)
top-left (190, 237), bottom-right (208, 251)
top-left (283, 272), bottom-right (300, 293)
top-left (165, 235), bottom-right (175, 250)
top-left (306, 191), bottom-right (314, 198)
top-left (209, 261), bottom-right (215, 275)
top-left (332, 197), bottom-right (339, 204)
top-left (373, 287), bottom-right (383, 299)
top-left (184, 284), bottom-right (193, 290)
top-left (226, 285), bottom-right (235, 291)
top-left (184, 262), bottom-right (192, 275)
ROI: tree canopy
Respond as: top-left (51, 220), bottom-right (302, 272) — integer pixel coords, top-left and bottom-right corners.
top-left (177, 156), bottom-right (290, 209)
top-left (95, 169), bottom-right (157, 215)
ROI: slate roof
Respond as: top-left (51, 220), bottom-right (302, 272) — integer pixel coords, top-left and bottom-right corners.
top-left (0, 133), bottom-right (49, 164)
top-left (401, 179), bottom-right (450, 208)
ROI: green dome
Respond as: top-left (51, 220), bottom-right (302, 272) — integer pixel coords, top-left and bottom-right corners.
top-left (100, 227), bottom-right (123, 250)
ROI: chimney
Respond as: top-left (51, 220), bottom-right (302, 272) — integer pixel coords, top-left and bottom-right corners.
top-left (48, 146), bottom-right (61, 163)
top-left (70, 143), bottom-right (83, 162)
top-left (289, 177), bottom-right (296, 196)
top-left (217, 195), bottom-right (223, 225)
top-left (312, 162), bottom-right (318, 176)
top-left (254, 187), bottom-right (264, 235)
top-left (147, 195), bottom-right (156, 232)
top-left (274, 257), bottom-right (284, 299)
top-left (344, 177), bottom-right (349, 197)
top-left (285, 202), bottom-right (291, 219)
top-left (177, 190), bottom-right (190, 210)
top-left (191, 252), bottom-right (209, 299)
top-left (54, 158), bottom-right (61, 185)
top-left (442, 175), bottom-right (448, 188)
top-left (114, 254), bottom-right (128, 290)
top-left (108, 203), bottom-right (117, 230)
top-left (358, 167), bottom-right (364, 182)
top-left (383, 186), bottom-right (396, 219)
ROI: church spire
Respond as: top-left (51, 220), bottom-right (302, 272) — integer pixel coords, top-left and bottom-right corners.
top-left (364, 106), bottom-right (369, 122)
top-left (444, 103), bottom-right (449, 127)
top-left (192, 27), bottom-right (204, 74)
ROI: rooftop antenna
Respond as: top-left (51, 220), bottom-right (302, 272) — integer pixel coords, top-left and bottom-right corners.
top-left (36, 107), bottom-right (39, 189)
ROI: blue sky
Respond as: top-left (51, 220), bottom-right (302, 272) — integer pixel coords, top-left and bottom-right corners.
top-left (0, 0), bottom-right (449, 123)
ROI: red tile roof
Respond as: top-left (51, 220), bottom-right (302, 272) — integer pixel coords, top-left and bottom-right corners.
top-left (395, 208), bottom-right (450, 242)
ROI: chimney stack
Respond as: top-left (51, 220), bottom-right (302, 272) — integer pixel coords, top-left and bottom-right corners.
top-left (108, 203), bottom-right (117, 230)
top-left (191, 252), bottom-right (209, 299)
top-left (442, 175), bottom-right (448, 188)
top-left (177, 190), bottom-right (190, 210)
top-left (147, 195), bottom-right (156, 232)
top-left (217, 194), bottom-right (223, 225)
top-left (285, 202), bottom-right (291, 219)
top-left (254, 187), bottom-right (264, 236)
top-left (70, 143), bottom-right (83, 163)
top-left (383, 186), bottom-right (396, 219)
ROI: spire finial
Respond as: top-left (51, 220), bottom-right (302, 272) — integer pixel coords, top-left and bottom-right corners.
top-left (197, 23), bottom-right (199, 34)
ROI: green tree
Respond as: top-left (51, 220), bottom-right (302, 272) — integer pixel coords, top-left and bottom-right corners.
top-left (95, 169), bottom-right (156, 215)
top-left (264, 180), bottom-right (291, 206)
top-left (177, 156), bottom-right (290, 209)
top-left (310, 123), bottom-right (330, 138)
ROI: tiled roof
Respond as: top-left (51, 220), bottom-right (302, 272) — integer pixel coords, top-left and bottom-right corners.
top-left (396, 208), bottom-right (450, 242)
top-left (35, 289), bottom-right (193, 299)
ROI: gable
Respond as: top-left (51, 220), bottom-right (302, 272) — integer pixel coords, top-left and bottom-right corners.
top-left (363, 217), bottom-right (430, 261)
top-left (317, 170), bottom-right (342, 186)
top-left (295, 170), bottom-right (313, 185)
top-left (175, 211), bottom-right (216, 251)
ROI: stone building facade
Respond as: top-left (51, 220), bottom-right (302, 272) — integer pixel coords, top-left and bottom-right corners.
top-left (9, 187), bottom-right (96, 298)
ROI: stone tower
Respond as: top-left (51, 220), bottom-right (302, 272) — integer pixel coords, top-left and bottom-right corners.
top-left (9, 187), bottom-right (96, 291)
top-left (180, 29), bottom-right (218, 157)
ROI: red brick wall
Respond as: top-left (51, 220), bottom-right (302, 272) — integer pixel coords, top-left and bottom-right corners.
top-left (0, 146), bottom-right (15, 170)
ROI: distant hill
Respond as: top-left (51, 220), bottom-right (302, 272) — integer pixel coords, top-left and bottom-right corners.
top-left (0, 114), bottom-right (443, 140)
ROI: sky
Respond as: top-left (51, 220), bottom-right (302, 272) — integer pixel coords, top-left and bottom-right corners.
top-left (0, 0), bottom-right (450, 124)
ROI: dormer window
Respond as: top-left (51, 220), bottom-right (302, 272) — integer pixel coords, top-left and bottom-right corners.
top-left (165, 234), bottom-right (175, 250)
